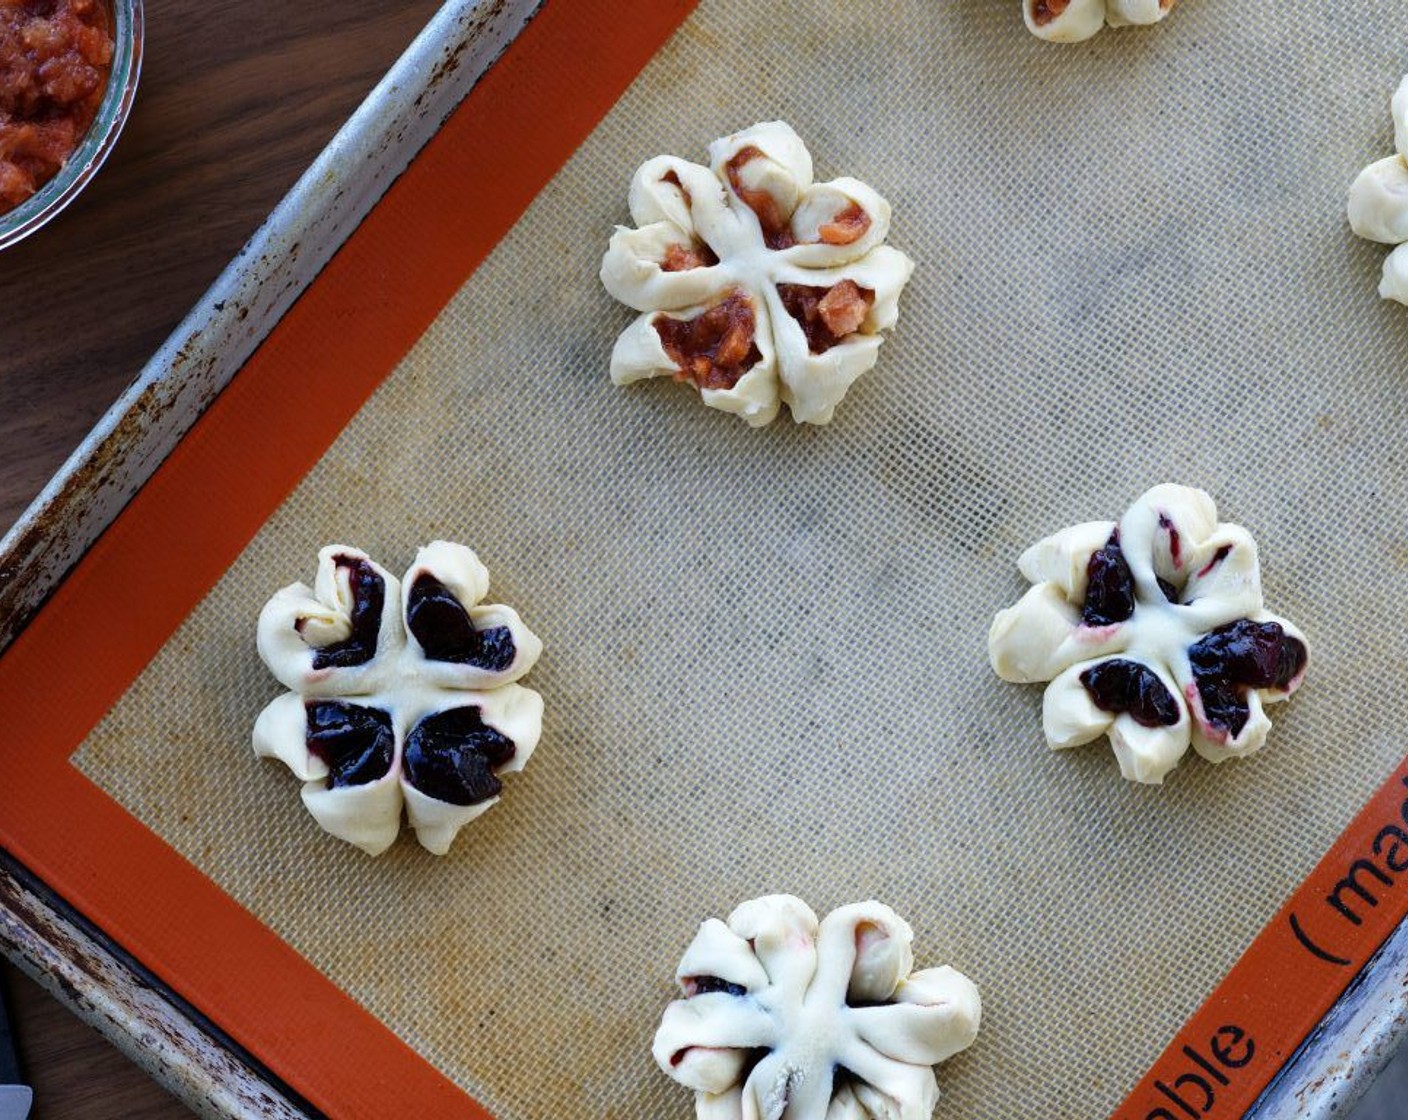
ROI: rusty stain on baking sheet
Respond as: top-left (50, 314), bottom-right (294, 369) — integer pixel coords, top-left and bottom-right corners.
top-left (0, 850), bottom-right (309, 1118)
top-left (0, 0), bottom-right (545, 659)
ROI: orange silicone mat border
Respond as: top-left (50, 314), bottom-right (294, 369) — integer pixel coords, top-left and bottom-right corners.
top-left (0, 1), bottom-right (695, 1116)
top-left (0, 0), bottom-right (1403, 1114)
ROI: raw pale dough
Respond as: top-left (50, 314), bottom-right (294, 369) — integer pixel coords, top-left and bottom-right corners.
top-left (653, 895), bottom-right (981, 1119)
top-left (254, 542), bottom-right (543, 855)
top-left (601, 121), bottom-right (914, 426)
top-left (989, 485), bottom-right (1309, 784)
top-left (1023, 0), bottom-right (1177, 43)
top-left (1348, 75), bottom-right (1408, 305)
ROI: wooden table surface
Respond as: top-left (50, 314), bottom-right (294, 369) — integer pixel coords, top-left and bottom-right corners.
top-left (0, 0), bottom-right (439, 1114)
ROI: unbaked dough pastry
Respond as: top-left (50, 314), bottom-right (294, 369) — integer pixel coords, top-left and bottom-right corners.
top-left (1348, 75), bottom-right (1408, 305)
top-left (254, 542), bottom-right (543, 855)
top-left (989, 485), bottom-right (1309, 784)
top-left (600, 121), bottom-right (915, 426)
top-left (1023, 0), bottom-right (1177, 43)
top-left (653, 895), bottom-right (981, 1119)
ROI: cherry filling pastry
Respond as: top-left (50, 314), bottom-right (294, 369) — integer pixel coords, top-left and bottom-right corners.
top-left (601, 121), bottom-right (915, 425)
top-left (255, 541), bottom-right (544, 856)
top-left (990, 485), bottom-right (1310, 784)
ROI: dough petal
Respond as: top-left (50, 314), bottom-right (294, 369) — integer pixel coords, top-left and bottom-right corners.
top-left (252, 691), bottom-right (328, 782)
top-left (1109, 709), bottom-right (1192, 785)
top-left (709, 121), bottom-right (814, 235)
top-left (833, 1043), bottom-right (941, 1120)
top-left (629, 156), bottom-right (743, 256)
top-left (653, 996), bottom-right (775, 1092)
top-left (301, 768), bottom-right (403, 857)
top-left (1348, 156), bottom-right (1408, 245)
top-left (784, 177), bottom-right (893, 269)
top-left (1023, 0), bottom-right (1106, 42)
top-left (851, 965), bottom-right (983, 1067)
top-left (1106, 0), bottom-right (1174, 26)
top-left (1117, 484), bottom-right (1218, 595)
top-left (677, 918), bottom-right (772, 993)
top-left (1017, 520), bottom-right (1116, 602)
top-left (1190, 688), bottom-right (1272, 762)
top-left (1380, 240), bottom-right (1408, 304)
top-left (612, 300), bottom-right (783, 428)
top-left (256, 546), bottom-right (402, 697)
top-left (401, 542), bottom-right (543, 689)
top-left (815, 901), bottom-right (915, 1004)
top-left (727, 894), bottom-right (820, 993)
top-left (600, 222), bottom-right (731, 313)
top-left (1393, 74), bottom-right (1408, 163)
top-left (1041, 663), bottom-right (1116, 750)
top-left (989, 582), bottom-right (1117, 684)
top-left (768, 246), bottom-right (916, 425)
top-left (1178, 525), bottom-right (1262, 623)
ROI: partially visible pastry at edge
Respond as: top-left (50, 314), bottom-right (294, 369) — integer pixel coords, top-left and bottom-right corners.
top-left (1023, 0), bottom-right (1177, 43)
top-left (1348, 75), bottom-right (1408, 305)
top-left (653, 895), bottom-right (982, 1119)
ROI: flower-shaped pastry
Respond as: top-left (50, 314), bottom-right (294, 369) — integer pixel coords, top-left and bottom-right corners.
top-left (653, 895), bottom-right (982, 1119)
top-left (254, 541), bottom-right (543, 855)
top-left (989, 485), bottom-right (1309, 785)
top-left (1022, 0), bottom-right (1176, 43)
top-left (600, 121), bottom-right (915, 427)
top-left (1348, 75), bottom-right (1408, 305)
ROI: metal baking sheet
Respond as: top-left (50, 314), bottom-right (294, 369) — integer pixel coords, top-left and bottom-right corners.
top-left (4, 1), bottom-right (1408, 1116)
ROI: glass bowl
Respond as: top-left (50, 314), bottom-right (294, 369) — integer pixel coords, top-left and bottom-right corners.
top-left (0, 0), bottom-right (144, 251)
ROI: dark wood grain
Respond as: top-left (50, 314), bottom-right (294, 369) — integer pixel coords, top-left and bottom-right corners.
top-left (0, 0), bottom-right (441, 537)
top-left (0, 0), bottom-right (439, 1111)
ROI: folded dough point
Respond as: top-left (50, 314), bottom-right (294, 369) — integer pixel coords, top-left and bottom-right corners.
top-left (1109, 711), bottom-right (1191, 785)
top-left (301, 772), bottom-right (403, 857)
top-left (988, 583), bottom-right (1081, 683)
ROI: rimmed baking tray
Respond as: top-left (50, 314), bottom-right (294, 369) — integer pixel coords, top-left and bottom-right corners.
top-left (4, 1), bottom-right (1408, 1116)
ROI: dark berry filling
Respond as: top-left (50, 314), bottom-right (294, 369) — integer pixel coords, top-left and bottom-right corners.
top-left (776, 280), bottom-right (874, 354)
top-left (308, 555), bottom-right (384, 670)
top-left (685, 975), bottom-right (747, 998)
top-left (1156, 577), bottom-right (1179, 604)
top-left (406, 573), bottom-right (516, 671)
top-left (1081, 531), bottom-right (1136, 627)
top-left (402, 706), bottom-right (516, 806)
top-left (654, 290), bottom-right (763, 391)
top-left (304, 701), bottom-right (395, 788)
top-left (1079, 659), bottom-right (1180, 728)
top-left (1188, 620), bottom-right (1308, 738)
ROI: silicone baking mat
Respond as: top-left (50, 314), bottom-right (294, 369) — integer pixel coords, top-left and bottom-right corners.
top-left (8, 0), bottom-right (1408, 1117)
